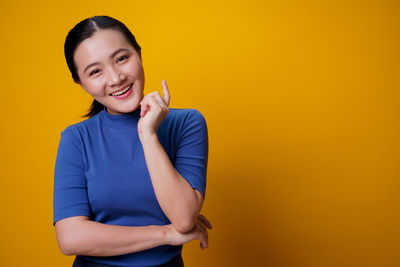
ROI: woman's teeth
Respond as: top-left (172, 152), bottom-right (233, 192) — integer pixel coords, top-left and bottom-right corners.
top-left (110, 83), bottom-right (133, 96)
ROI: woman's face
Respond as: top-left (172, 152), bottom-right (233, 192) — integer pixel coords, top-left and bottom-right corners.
top-left (73, 29), bottom-right (144, 115)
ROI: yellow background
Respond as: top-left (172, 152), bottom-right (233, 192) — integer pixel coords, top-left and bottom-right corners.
top-left (1, 0), bottom-right (399, 266)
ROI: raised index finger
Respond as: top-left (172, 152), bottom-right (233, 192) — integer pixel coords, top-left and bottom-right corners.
top-left (161, 80), bottom-right (170, 107)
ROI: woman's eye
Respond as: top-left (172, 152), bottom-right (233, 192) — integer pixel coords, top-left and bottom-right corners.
top-left (117, 55), bottom-right (129, 63)
top-left (89, 69), bottom-right (100, 76)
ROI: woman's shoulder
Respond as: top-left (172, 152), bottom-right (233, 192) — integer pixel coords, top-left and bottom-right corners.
top-left (59, 112), bottom-right (101, 136)
top-left (162, 108), bottom-right (207, 135)
top-left (167, 108), bottom-right (206, 122)
top-left (161, 108), bottom-right (208, 146)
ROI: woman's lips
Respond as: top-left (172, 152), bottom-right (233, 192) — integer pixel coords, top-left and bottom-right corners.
top-left (110, 83), bottom-right (133, 99)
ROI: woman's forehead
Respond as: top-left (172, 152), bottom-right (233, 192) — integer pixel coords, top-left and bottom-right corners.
top-left (74, 29), bottom-right (132, 66)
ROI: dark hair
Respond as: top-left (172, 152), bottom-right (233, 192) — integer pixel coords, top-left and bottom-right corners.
top-left (64, 15), bottom-right (142, 118)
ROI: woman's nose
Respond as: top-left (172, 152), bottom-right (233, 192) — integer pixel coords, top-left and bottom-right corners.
top-left (107, 67), bottom-right (126, 86)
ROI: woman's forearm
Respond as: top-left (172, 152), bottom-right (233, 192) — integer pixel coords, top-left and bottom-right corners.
top-left (59, 219), bottom-right (168, 256)
top-left (140, 134), bottom-right (202, 233)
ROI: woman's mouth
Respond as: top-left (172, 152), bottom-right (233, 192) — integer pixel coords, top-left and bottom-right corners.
top-left (109, 83), bottom-right (133, 99)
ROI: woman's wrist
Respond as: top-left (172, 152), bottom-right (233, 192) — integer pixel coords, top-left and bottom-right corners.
top-left (161, 224), bottom-right (173, 246)
top-left (162, 224), bottom-right (184, 246)
top-left (139, 132), bottom-right (159, 145)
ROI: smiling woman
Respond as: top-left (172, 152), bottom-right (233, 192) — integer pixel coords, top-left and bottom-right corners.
top-left (72, 29), bottom-right (145, 115)
top-left (53, 16), bottom-right (212, 267)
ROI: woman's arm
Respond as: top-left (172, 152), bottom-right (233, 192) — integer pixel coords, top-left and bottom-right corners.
top-left (55, 216), bottom-right (166, 256)
top-left (55, 215), bottom-right (212, 256)
top-left (138, 81), bottom-right (207, 233)
top-left (140, 134), bottom-right (204, 233)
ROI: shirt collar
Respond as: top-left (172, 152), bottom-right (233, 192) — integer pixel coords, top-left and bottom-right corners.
top-left (99, 105), bottom-right (141, 129)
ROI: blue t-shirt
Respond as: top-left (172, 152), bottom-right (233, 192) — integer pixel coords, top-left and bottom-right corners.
top-left (53, 106), bottom-right (208, 267)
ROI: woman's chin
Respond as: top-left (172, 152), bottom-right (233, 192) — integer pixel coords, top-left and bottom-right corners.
top-left (106, 103), bottom-right (139, 115)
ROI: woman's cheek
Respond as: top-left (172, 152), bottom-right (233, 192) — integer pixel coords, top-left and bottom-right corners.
top-left (124, 61), bottom-right (142, 76)
top-left (93, 79), bottom-right (107, 97)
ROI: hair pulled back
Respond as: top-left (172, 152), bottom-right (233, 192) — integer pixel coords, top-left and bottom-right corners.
top-left (64, 15), bottom-right (142, 118)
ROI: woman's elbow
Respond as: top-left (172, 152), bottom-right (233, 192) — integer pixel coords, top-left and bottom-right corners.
top-left (55, 217), bottom-right (89, 256)
top-left (173, 192), bottom-right (203, 233)
top-left (173, 215), bottom-right (198, 233)
top-left (56, 229), bottom-right (83, 256)
top-left (60, 246), bottom-right (75, 256)
top-left (57, 236), bottom-right (77, 256)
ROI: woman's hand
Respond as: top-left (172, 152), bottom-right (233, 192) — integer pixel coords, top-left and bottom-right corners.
top-left (165, 214), bottom-right (213, 249)
top-left (138, 80), bottom-right (170, 142)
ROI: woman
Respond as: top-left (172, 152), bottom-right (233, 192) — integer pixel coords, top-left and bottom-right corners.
top-left (53, 15), bottom-right (212, 267)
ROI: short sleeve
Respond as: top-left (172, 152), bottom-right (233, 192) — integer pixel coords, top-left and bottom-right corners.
top-left (53, 126), bottom-right (91, 226)
top-left (175, 110), bottom-right (209, 199)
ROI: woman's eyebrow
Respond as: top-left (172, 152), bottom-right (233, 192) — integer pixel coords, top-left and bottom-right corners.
top-left (83, 48), bottom-right (130, 74)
